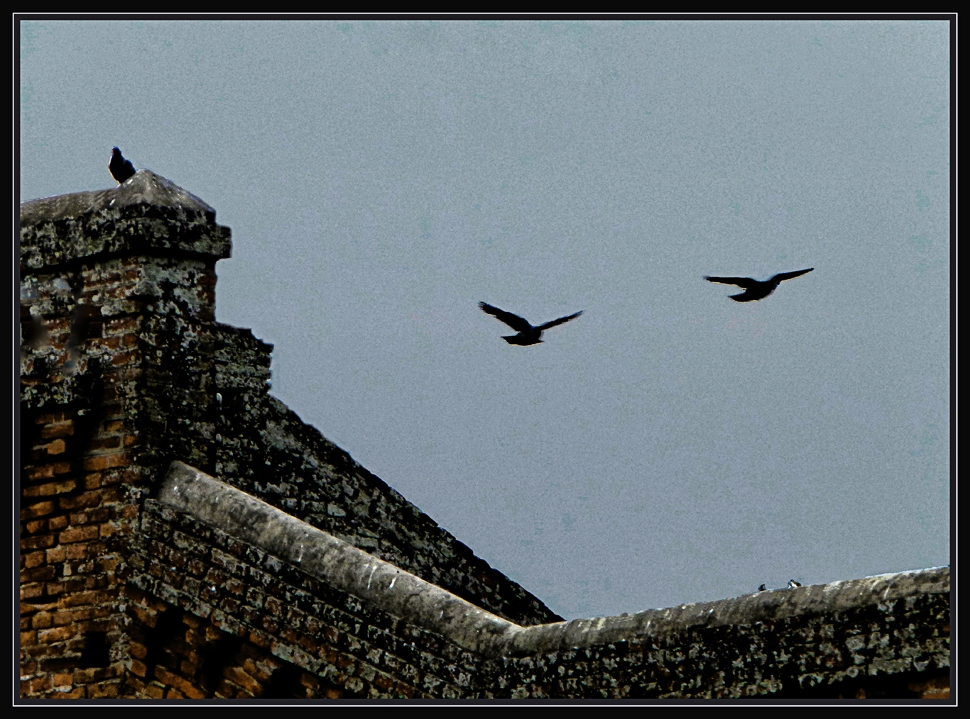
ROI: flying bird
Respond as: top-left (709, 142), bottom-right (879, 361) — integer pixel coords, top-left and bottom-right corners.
top-left (704, 268), bottom-right (814, 302)
top-left (478, 302), bottom-right (582, 346)
top-left (788, 579), bottom-right (802, 589)
top-left (108, 147), bottom-right (136, 184)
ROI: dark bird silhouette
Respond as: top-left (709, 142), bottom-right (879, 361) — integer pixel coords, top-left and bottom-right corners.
top-left (788, 579), bottom-right (802, 589)
top-left (758, 584), bottom-right (767, 592)
top-left (479, 302), bottom-right (582, 346)
top-left (108, 147), bottom-right (136, 184)
top-left (704, 268), bottom-right (813, 302)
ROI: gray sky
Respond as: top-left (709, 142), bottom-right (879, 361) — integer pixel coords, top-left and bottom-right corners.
top-left (19, 18), bottom-right (950, 620)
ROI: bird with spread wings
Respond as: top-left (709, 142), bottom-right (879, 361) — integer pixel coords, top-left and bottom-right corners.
top-left (704, 268), bottom-right (813, 302)
top-left (479, 302), bottom-right (582, 345)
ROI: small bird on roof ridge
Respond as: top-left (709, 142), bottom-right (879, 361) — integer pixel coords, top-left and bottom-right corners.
top-left (479, 302), bottom-right (582, 346)
top-left (788, 579), bottom-right (802, 589)
top-left (704, 268), bottom-right (814, 302)
top-left (108, 147), bottom-right (136, 185)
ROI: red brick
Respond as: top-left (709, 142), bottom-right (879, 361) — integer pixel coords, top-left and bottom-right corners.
top-left (46, 546), bottom-right (67, 564)
top-left (24, 519), bottom-right (47, 534)
top-left (23, 479), bottom-right (76, 496)
top-left (41, 421), bottom-right (74, 439)
top-left (21, 501), bottom-right (56, 520)
top-left (23, 551), bottom-right (46, 569)
top-left (21, 566), bottom-right (56, 582)
top-left (21, 583), bottom-right (44, 600)
top-left (129, 606), bottom-right (158, 627)
top-left (110, 350), bottom-right (138, 367)
top-left (155, 667), bottom-right (206, 699)
top-left (82, 453), bottom-right (129, 470)
top-left (105, 452), bottom-right (129, 470)
top-left (26, 674), bottom-right (52, 693)
top-left (83, 473), bottom-right (103, 489)
top-left (85, 507), bottom-right (111, 523)
top-left (222, 666), bottom-right (261, 696)
top-left (38, 625), bottom-right (76, 643)
top-left (46, 439), bottom-right (67, 455)
top-left (59, 525), bottom-right (100, 544)
top-left (146, 681), bottom-right (173, 701)
top-left (72, 608), bottom-right (98, 623)
top-left (67, 543), bottom-right (93, 560)
top-left (60, 589), bottom-right (111, 607)
top-left (83, 575), bottom-right (111, 590)
top-left (59, 491), bottom-right (102, 511)
top-left (82, 456), bottom-right (110, 471)
top-left (21, 534), bottom-right (56, 550)
top-left (48, 515), bottom-right (68, 530)
top-left (90, 435), bottom-right (121, 450)
top-left (87, 682), bottom-right (120, 698)
top-left (24, 466), bottom-right (56, 482)
top-left (75, 666), bottom-right (109, 684)
top-left (30, 612), bottom-right (53, 630)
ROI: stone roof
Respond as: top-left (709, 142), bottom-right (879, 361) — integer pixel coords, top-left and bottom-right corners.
top-left (20, 170), bottom-right (216, 226)
top-left (19, 171), bottom-right (230, 271)
top-left (159, 461), bottom-right (951, 663)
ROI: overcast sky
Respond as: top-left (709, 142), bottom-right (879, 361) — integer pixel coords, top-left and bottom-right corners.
top-left (19, 18), bottom-right (950, 620)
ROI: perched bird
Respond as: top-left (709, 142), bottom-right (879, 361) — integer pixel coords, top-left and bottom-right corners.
top-left (704, 268), bottom-right (813, 302)
top-left (479, 302), bottom-right (582, 346)
top-left (108, 147), bottom-right (136, 184)
top-left (788, 579), bottom-right (802, 589)
top-left (758, 584), bottom-right (767, 592)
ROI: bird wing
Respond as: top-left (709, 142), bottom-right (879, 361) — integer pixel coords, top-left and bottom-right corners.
top-left (704, 276), bottom-right (757, 288)
top-left (479, 302), bottom-right (533, 332)
top-left (537, 310), bottom-right (583, 331)
top-left (771, 267), bottom-right (814, 283)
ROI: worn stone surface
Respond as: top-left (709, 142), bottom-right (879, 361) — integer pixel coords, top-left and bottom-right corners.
top-left (19, 175), bottom-right (559, 700)
top-left (157, 462), bottom-right (519, 658)
top-left (20, 171), bottom-right (230, 273)
top-left (19, 175), bottom-right (950, 700)
top-left (147, 462), bottom-right (951, 699)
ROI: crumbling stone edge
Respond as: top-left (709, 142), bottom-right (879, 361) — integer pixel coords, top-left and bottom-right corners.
top-left (157, 461), bottom-right (950, 663)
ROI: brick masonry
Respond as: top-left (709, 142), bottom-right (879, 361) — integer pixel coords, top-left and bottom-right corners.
top-left (19, 172), bottom-right (950, 700)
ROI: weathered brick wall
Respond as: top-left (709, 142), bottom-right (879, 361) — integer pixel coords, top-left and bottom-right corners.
top-left (212, 372), bottom-right (557, 626)
top-left (483, 573), bottom-right (950, 699)
top-left (124, 499), bottom-right (481, 698)
top-left (19, 172), bottom-right (558, 700)
top-left (126, 462), bottom-right (950, 700)
top-left (19, 173), bottom-right (950, 700)
top-left (19, 174), bottom-right (230, 699)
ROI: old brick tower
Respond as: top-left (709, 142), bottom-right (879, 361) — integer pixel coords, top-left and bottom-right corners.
top-left (19, 172), bottom-right (950, 700)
